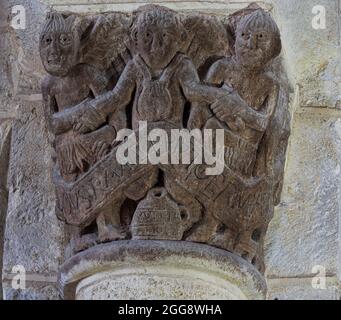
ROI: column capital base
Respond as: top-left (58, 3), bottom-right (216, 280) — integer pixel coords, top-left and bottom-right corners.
top-left (59, 240), bottom-right (266, 300)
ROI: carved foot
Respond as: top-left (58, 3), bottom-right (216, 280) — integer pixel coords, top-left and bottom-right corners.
top-left (98, 225), bottom-right (126, 243)
top-left (208, 229), bottom-right (236, 252)
top-left (185, 214), bottom-right (218, 243)
top-left (73, 233), bottom-right (98, 253)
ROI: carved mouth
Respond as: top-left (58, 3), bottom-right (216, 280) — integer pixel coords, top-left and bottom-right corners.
top-left (48, 61), bottom-right (61, 66)
top-left (47, 56), bottom-right (62, 65)
top-left (239, 51), bottom-right (263, 63)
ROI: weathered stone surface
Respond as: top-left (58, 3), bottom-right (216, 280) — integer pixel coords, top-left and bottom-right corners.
top-left (42, 0), bottom-right (272, 14)
top-left (267, 277), bottom-right (341, 300)
top-left (263, 0), bottom-right (341, 299)
top-left (0, 120), bottom-right (12, 299)
top-left (1, 0), bottom-right (66, 299)
top-left (0, 120), bottom-right (11, 193)
top-left (332, 118), bottom-right (341, 283)
top-left (2, 100), bottom-right (65, 285)
top-left (265, 112), bottom-right (341, 277)
top-left (0, 0), bottom-right (15, 118)
top-left (3, 281), bottom-right (60, 300)
top-left (5, 0), bottom-right (48, 96)
top-left (59, 240), bottom-right (267, 300)
top-left (272, 0), bottom-right (341, 109)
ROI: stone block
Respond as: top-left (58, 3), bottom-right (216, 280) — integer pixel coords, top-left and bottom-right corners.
top-left (265, 112), bottom-right (341, 278)
top-left (0, 119), bottom-right (12, 299)
top-left (3, 280), bottom-right (60, 300)
top-left (267, 277), bottom-right (341, 300)
top-left (272, 0), bottom-right (340, 109)
top-left (2, 100), bottom-right (65, 288)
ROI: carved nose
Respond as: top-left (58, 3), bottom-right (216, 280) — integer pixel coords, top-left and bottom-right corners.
top-left (248, 35), bottom-right (257, 50)
top-left (152, 35), bottom-right (163, 50)
top-left (51, 39), bottom-right (61, 54)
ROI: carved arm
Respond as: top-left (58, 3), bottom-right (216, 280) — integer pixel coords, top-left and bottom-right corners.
top-left (74, 61), bottom-right (137, 133)
top-left (179, 58), bottom-right (229, 104)
top-left (204, 59), bottom-right (279, 132)
top-left (234, 82), bottom-right (279, 132)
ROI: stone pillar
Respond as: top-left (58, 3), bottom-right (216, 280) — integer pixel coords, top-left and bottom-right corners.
top-left (59, 241), bottom-right (266, 300)
top-left (0, 0), bottom-right (14, 299)
top-left (0, 120), bottom-right (12, 299)
top-left (1, 0), bottom-right (66, 299)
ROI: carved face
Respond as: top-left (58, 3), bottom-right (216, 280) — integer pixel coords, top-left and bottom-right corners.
top-left (136, 22), bottom-right (181, 70)
top-left (235, 26), bottom-right (277, 70)
top-left (40, 31), bottom-right (79, 77)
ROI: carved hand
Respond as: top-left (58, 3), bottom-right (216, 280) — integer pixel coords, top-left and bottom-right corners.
top-left (211, 93), bottom-right (242, 123)
top-left (211, 92), bottom-right (267, 131)
top-left (188, 103), bottom-right (212, 130)
top-left (92, 140), bottom-right (110, 162)
top-left (74, 105), bottom-right (106, 134)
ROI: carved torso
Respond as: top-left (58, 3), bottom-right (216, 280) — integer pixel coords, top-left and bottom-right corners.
top-left (215, 57), bottom-right (275, 146)
top-left (132, 53), bottom-right (187, 130)
top-left (43, 64), bottom-right (112, 180)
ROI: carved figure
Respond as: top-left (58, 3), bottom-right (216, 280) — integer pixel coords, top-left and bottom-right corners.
top-left (40, 12), bottom-right (126, 251)
top-left (74, 5), bottom-right (239, 133)
top-left (69, 5), bottom-right (243, 242)
top-left (186, 8), bottom-right (283, 271)
top-left (40, 5), bottom-right (290, 272)
top-left (206, 9), bottom-right (281, 167)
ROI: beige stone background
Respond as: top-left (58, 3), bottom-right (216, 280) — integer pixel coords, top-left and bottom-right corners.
top-left (0, 0), bottom-right (340, 299)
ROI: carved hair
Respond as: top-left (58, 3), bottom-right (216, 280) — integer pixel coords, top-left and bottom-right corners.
top-left (237, 9), bottom-right (282, 58)
top-left (131, 5), bottom-right (183, 35)
top-left (41, 12), bottom-right (76, 35)
top-left (128, 4), bottom-right (186, 55)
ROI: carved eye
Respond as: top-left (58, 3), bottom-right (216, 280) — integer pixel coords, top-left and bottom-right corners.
top-left (258, 33), bottom-right (264, 38)
top-left (45, 37), bottom-right (52, 45)
top-left (146, 32), bottom-right (151, 38)
top-left (60, 34), bottom-right (70, 45)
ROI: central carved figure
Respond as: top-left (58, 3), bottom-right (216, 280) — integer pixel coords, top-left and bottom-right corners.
top-left (40, 4), bottom-right (290, 273)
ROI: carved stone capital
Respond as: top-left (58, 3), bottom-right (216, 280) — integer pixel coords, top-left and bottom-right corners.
top-left (39, 3), bottom-right (290, 299)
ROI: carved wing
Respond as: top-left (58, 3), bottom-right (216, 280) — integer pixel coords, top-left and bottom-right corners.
top-left (78, 13), bottom-right (132, 72)
top-left (254, 63), bottom-right (291, 206)
top-left (267, 83), bottom-right (291, 206)
top-left (181, 13), bottom-right (230, 73)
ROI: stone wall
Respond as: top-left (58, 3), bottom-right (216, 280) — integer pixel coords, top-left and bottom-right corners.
top-left (0, 0), bottom-right (14, 299)
top-left (264, 0), bottom-right (341, 300)
top-left (0, 0), bottom-right (340, 300)
top-left (0, 0), bottom-right (65, 299)
top-left (0, 120), bottom-right (12, 299)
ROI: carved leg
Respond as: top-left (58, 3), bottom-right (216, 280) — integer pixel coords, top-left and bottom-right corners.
top-left (209, 226), bottom-right (238, 252)
top-left (96, 197), bottom-right (126, 243)
top-left (70, 225), bottom-right (97, 253)
top-left (164, 172), bottom-right (202, 231)
top-left (69, 225), bottom-right (81, 252)
top-left (185, 213), bottom-right (218, 243)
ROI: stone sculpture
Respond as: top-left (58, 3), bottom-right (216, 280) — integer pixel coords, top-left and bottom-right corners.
top-left (40, 4), bottom-right (290, 273)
